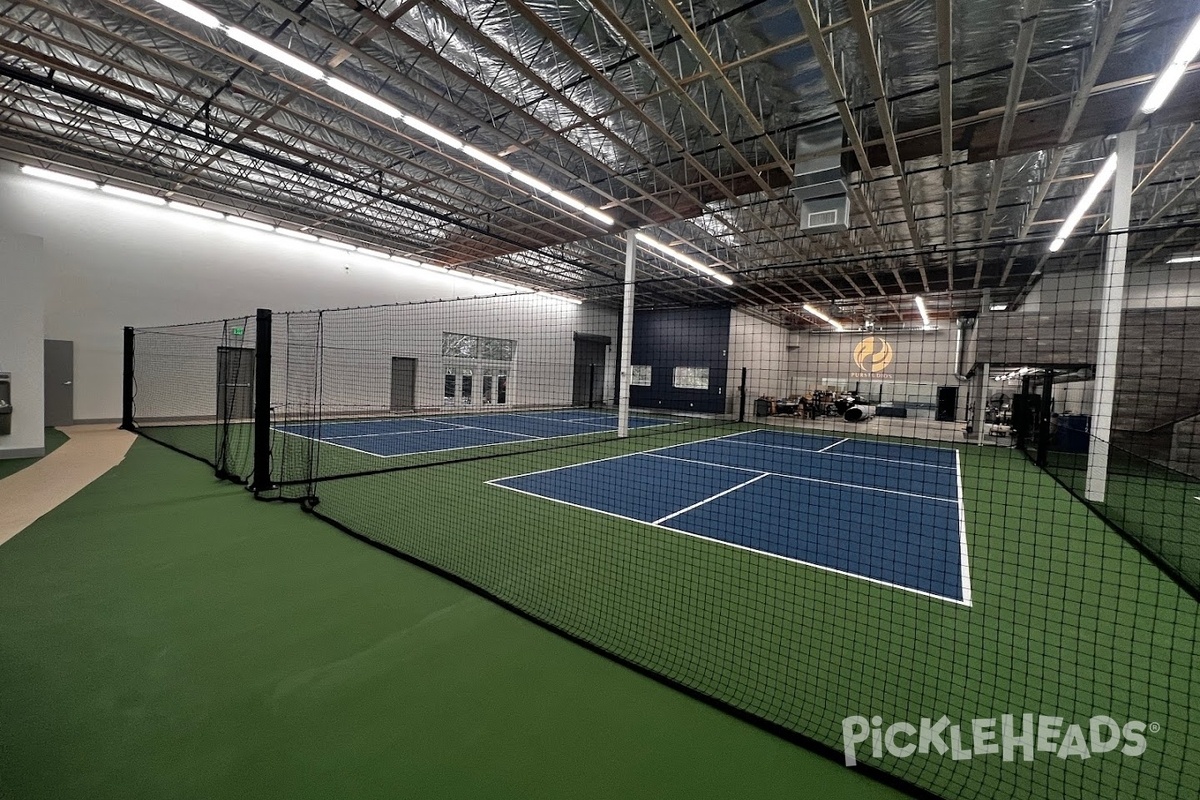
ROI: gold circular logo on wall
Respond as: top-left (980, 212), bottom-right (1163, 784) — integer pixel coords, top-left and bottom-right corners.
top-left (852, 336), bottom-right (894, 372)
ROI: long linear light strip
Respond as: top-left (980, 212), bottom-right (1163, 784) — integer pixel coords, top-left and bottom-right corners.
top-left (148, 0), bottom-right (613, 229)
top-left (914, 295), bottom-right (931, 327)
top-left (801, 303), bottom-right (844, 332)
top-left (1048, 153), bottom-right (1118, 252)
top-left (1167, 254), bottom-right (1200, 264)
top-left (633, 232), bottom-right (734, 286)
top-left (20, 163), bottom-right (584, 304)
top-left (1140, 14), bottom-right (1200, 114)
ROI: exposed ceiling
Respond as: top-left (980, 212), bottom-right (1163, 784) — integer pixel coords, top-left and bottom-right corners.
top-left (2, 0), bottom-right (1198, 326)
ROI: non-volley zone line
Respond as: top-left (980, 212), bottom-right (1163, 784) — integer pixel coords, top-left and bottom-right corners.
top-left (272, 410), bottom-right (681, 458)
top-left (489, 431), bottom-right (971, 605)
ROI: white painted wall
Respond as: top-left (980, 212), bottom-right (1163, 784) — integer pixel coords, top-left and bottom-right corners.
top-left (0, 162), bottom-right (615, 422)
top-left (0, 231), bottom-right (45, 457)
top-left (1019, 262), bottom-right (1200, 312)
top-left (787, 326), bottom-right (961, 412)
top-left (727, 310), bottom-right (790, 412)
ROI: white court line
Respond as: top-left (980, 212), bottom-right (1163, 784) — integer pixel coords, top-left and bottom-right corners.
top-left (728, 428), bottom-right (958, 454)
top-left (489, 479), bottom-right (970, 606)
top-left (274, 423), bottom-right (533, 458)
top-left (411, 417), bottom-right (542, 439)
top-left (955, 449), bottom-right (973, 607)
top-left (271, 413), bottom-right (670, 460)
top-left (322, 426), bottom-right (461, 439)
top-left (273, 426), bottom-right (399, 457)
top-left (513, 412), bottom-right (680, 429)
top-left (644, 452), bottom-right (959, 504)
top-left (653, 473), bottom-right (770, 524)
top-left (485, 429), bottom-right (756, 483)
top-left (817, 437), bottom-right (850, 452)
top-left (720, 430), bottom-right (958, 470)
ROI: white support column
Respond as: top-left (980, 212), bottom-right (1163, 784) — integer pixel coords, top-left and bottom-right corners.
top-left (1086, 130), bottom-right (1137, 502)
top-left (617, 232), bottom-right (637, 438)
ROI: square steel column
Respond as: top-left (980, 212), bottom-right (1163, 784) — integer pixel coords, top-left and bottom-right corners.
top-left (1086, 130), bottom-right (1137, 501)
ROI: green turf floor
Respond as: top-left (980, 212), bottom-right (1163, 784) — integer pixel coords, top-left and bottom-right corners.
top-left (1042, 448), bottom-right (1200, 588)
top-left (291, 420), bottom-right (1200, 799)
top-left (0, 428), bottom-right (69, 481)
top-left (0, 438), bottom-right (910, 800)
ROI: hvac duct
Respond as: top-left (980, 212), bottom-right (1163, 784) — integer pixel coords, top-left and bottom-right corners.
top-left (791, 120), bottom-right (850, 234)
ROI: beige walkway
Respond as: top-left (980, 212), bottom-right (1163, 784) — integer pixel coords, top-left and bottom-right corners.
top-left (0, 424), bottom-right (136, 546)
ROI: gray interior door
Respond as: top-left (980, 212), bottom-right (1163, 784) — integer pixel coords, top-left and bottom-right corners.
top-left (390, 357), bottom-right (417, 411)
top-left (572, 337), bottom-right (608, 406)
top-left (216, 346), bottom-right (255, 421)
top-left (43, 339), bottom-right (74, 427)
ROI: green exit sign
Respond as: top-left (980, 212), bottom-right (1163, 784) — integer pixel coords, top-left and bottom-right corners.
top-left (231, 326), bottom-right (245, 336)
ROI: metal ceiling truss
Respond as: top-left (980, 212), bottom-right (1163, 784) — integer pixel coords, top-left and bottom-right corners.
top-left (0, 0), bottom-right (1196, 325)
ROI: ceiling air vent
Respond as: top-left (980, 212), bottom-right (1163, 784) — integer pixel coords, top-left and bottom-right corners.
top-left (800, 195), bottom-right (850, 233)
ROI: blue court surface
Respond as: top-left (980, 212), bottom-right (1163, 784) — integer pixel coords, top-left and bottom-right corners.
top-left (273, 409), bottom-right (673, 457)
top-left (489, 429), bottom-right (971, 605)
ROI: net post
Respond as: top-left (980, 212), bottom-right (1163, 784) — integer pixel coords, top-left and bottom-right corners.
top-left (120, 326), bottom-right (135, 431)
top-left (250, 308), bottom-right (273, 493)
top-left (1016, 375), bottom-right (1032, 451)
top-left (738, 367), bottom-right (747, 422)
top-left (1036, 369), bottom-right (1054, 467)
top-left (617, 232), bottom-right (637, 438)
top-left (589, 363), bottom-right (596, 409)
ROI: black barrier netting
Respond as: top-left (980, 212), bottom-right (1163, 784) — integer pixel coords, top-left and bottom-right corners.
top-left (129, 315), bottom-right (257, 482)
top-left (127, 237), bottom-right (1200, 800)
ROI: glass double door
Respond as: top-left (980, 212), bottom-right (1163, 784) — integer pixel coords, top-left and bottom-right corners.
top-left (444, 362), bottom-right (508, 408)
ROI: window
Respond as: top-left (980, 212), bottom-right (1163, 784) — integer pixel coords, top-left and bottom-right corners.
top-left (442, 332), bottom-right (514, 361)
top-left (443, 369), bottom-right (457, 401)
top-left (631, 365), bottom-right (652, 386)
top-left (442, 333), bottom-right (477, 359)
top-left (497, 373), bottom-right (508, 404)
top-left (483, 371), bottom-right (493, 404)
top-left (673, 366), bottom-right (710, 390)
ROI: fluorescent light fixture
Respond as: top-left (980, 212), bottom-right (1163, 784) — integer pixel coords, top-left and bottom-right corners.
top-left (227, 216), bottom-right (274, 232)
top-left (801, 303), bottom-right (845, 332)
top-left (101, 185), bottom-right (167, 205)
top-left (153, 0), bottom-right (221, 29)
top-left (168, 200), bottom-right (225, 219)
top-left (326, 77), bottom-right (402, 118)
top-left (20, 165), bottom-right (98, 189)
top-left (990, 303), bottom-right (1009, 312)
top-left (510, 169), bottom-right (554, 195)
top-left (550, 189), bottom-right (587, 211)
top-left (400, 114), bottom-right (463, 148)
top-left (1140, 15), bottom-right (1200, 113)
top-left (225, 27), bottom-right (325, 80)
top-left (914, 295), bottom-right (931, 327)
top-left (582, 206), bottom-right (616, 227)
top-left (460, 144), bottom-right (512, 174)
top-left (1049, 153), bottom-right (1118, 252)
top-left (634, 232), bottom-right (734, 286)
top-left (1167, 254), bottom-right (1200, 264)
top-left (275, 227), bottom-right (317, 242)
top-left (546, 189), bottom-right (614, 227)
top-left (317, 237), bottom-right (356, 251)
top-left (356, 247), bottom-right (391, 260)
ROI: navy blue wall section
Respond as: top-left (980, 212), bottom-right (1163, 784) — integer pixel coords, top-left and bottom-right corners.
top-left (630, 307), bottom-right (730, 414)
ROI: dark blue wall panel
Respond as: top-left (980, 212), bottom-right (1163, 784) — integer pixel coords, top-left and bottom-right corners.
top-left (630, 307), bottom-right (730, 414)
